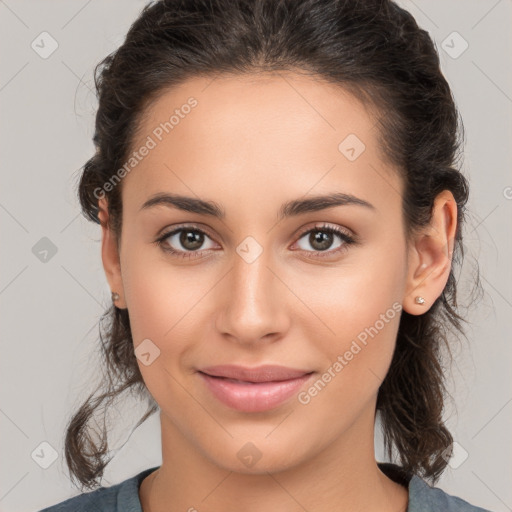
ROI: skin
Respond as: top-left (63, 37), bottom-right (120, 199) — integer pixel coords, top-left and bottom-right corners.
top-left (98, 72), bottom-right (457, 512)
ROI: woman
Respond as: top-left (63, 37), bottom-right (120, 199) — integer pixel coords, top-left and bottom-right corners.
top-left (39, 0), bottom-right (493, 510)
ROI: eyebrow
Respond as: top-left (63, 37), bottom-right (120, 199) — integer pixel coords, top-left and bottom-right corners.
top-left (139, 191), bottom-right (376, 220)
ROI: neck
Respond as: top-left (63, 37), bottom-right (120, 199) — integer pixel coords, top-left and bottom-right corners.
top-left (140, 403), bottom-right (408, 512)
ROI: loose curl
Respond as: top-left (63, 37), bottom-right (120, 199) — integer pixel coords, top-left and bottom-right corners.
top-left (68, 0), bottom-right (482, 491)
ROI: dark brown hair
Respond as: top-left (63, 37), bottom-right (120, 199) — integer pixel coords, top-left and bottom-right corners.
top-left (68, 0), bottom-right (482, 491)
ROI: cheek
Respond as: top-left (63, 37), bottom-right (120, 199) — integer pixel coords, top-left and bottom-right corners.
top-left (121, 238), bottom-right (206, 337)
top-left (292, 248), bottom-right (405, 400)
top-left (123, 263), bottom-right (205, 405)
top-left (120, 247), bottom-right (210, 389)
top-left (294, 294), bottom-right (401, 431)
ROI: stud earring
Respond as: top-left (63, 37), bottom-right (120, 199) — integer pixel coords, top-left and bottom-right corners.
top-left (414, 296), bottom-right (425, 305)
top-left (111, 291), bottom-right (120, 302)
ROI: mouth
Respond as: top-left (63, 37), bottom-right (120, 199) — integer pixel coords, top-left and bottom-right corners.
top-left (197, 368), bottom-right (315, 413)
top-left (198, 364), bottom-right (314, 382)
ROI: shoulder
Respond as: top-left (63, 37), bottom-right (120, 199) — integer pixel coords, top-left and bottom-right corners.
top-left (37, 484), bottom-right (119, 512)
top-left (378, 462), bottom-right (494, 512)
top-left (408, 474), bottom-right (495, 512)
top-left (37, 466), bottom-right (159, 512)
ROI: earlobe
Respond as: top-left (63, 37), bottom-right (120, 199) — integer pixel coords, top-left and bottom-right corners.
top-left (98, 198), bottom-right (126, 309)
top-left (403, 190), bottom-right (457, 315)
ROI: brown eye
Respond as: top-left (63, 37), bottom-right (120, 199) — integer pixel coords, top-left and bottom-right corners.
top-left (293, 224), bottom-right (357, 259)
top-left (178, 229), bottom-right (205, 251)
top-left (307, 230), bottom-right (336, 251)
top-left (156, 226), bottom-right (218, 259)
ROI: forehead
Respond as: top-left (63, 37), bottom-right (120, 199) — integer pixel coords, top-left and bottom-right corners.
top-left (134, 72), bottom-right (379, 149)
top-left (122, 72), bottom-right (401, 213)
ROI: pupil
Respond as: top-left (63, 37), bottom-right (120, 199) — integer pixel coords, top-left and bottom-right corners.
top-left (312, 231), bottom-right (332, 251)
top-left (177, 229), bottom-right (334, 252)
top-left (181, 230), bottom-right (203, 250)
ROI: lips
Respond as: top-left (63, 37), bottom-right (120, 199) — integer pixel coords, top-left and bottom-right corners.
top-left (197, 364), bottom-right (316, 412)
top-left (199, 364), bottom-right (313, 383)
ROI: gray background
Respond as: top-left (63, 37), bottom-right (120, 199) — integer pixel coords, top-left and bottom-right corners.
top-left (1, 1), bottom-right (511, 511)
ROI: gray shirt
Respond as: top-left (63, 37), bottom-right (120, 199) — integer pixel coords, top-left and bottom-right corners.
top-left (38, 463), bottom-right (494, 512)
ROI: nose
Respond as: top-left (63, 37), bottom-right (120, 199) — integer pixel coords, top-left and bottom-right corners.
top-left (214, 247), bottom-right (291, 346)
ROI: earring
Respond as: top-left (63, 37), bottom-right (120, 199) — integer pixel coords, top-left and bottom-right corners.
top-left (414, 296), bottom-right (425, 305)
top-left (111, 291), bottom-right (120, 302)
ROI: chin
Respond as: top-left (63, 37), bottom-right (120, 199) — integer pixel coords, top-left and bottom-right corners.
top-left (198, 434), bottom-right (312, 476)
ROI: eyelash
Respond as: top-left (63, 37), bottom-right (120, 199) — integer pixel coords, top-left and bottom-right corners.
top-left (154, 223), bottom-right (357, 260)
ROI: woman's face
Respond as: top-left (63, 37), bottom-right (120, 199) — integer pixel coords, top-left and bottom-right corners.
top-left (101, 72), bottom-right (416, 472)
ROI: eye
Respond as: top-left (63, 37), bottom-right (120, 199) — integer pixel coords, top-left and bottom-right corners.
top-left (155, 225), bottom-right (218, 260)
top-left (154, 223), bottom-right (357, 260)
top-left (292, 223), bottom-right (357, 259)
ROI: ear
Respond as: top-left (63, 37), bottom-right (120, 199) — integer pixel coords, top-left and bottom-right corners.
top-left (98, 197), bottom-right (127, 309)
top-left (403, 189), bottom-right (457, 315)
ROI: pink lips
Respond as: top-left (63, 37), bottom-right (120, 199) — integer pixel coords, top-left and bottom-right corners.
top-left (198, 364), bottom-right (315, 412)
